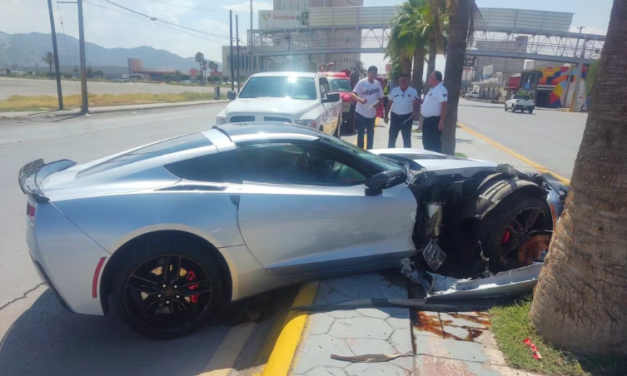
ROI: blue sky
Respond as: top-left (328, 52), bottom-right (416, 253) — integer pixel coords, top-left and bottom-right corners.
top-left (1, 0), bottom-right (613, 68)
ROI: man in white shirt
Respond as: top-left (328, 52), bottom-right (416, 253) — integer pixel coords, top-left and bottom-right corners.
top-left (351, 66), bottom-right (383, 150)
top-left (421, 71), bottom-right (448, 153)
top-left (384, 73), bottom-right (420, 148)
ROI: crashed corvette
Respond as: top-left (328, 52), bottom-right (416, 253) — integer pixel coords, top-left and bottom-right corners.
top-left (18, 123), bottom-right (567, 338)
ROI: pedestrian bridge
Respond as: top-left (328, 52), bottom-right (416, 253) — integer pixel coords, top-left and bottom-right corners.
top-left (250, 7), bottom-right (604, 65)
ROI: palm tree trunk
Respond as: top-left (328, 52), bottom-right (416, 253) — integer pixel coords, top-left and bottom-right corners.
top-left (441, 0), bottom-right (471, 155)
top-left (530, 0), bottom-right (627, 356)
top-left (427, 37), bottom-right (437, 79)
top-left (412, 49), bottom-right (425, 93)
top-left (401, 57), bottom-right (412, 76)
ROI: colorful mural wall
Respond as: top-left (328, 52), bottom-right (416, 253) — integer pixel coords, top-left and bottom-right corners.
top-left (536, 65), bottom-right (588, 109)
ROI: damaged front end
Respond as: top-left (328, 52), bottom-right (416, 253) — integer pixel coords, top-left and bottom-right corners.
top-left (406, 163), bottom-right (567, 277)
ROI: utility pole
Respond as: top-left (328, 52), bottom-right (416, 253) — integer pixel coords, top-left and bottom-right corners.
top-left (564, 26), bottom-right (585, 109)
top-left (77, 0), bottom-right (88, 114)
top-left (569, 36), bottom-right (588, 112)
top-left (236, 15), bottom-right (241, 92)
top-left (250, 0), bottom-right (254, 73)
top-left (46, 0), bottom-right (64, 110)
top-left (229, 10), bottom-right (235, 92)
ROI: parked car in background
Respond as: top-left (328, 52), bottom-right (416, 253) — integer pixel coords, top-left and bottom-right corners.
top-left (217, 72), bottom-right (342, 137)
top-left (505, 94), bottom-right (535, 114)
top-left (465, 91), bottom-right (479, 99)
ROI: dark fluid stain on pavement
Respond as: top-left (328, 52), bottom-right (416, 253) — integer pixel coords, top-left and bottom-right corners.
top-left (412, 311), bottom-right (492, 342)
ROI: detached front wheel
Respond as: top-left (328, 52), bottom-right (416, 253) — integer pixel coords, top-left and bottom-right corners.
top-left (477, 193), bottom-right (552, 272)
top-left (112, 238), bottom-right (222, 339)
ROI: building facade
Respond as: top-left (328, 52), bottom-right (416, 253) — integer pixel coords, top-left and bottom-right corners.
top-left (520, 65), bottom-right (588, 109)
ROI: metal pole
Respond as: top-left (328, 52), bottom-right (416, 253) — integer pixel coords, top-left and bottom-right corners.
top-left (77, 0), bottom-right (88, 114)
top-left (230, 10), bottom-right (235, 92)
top-left (569, 37), bottom-right (587, 112)
top-left (564, 26), bottom-right (584, 109)
top-left (46, 0), bottom-right (64, 110)
top-left (236, 15), bottom-right (241, 92)
top-left (250, 0), bottom-right (253, 73)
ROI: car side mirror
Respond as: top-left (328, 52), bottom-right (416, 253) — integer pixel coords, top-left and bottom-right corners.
top-left (227, 91), bottom-right (236, 101)
top-left (364, 169), bottom-right (407, 196)
top-left (322, 93), bottom-right (340, 103)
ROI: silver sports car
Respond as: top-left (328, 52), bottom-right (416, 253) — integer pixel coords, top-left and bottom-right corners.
top-left (18, 123), bottom-right (567, 338)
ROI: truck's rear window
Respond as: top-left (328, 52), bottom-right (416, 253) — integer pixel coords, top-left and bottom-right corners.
top-left (77, 133), bottom-right (212, 177)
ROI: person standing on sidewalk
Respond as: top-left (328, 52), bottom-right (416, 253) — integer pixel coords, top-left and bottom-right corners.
top-left (384, 73), bottom-right (420, 148)
top-left (351, 66), bottom-right (383, 150)
top-left (421, 71), bottom-right (448, 153)
top-left (382, 79), bottom-right (390, 109)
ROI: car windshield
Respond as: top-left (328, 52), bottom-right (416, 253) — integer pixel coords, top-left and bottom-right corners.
top-left (329, 79), bottom-right (352, 92)
top-left (238, 76), bottom-right (317, 100)
top-left (321, 135), bottom-right (401, 172)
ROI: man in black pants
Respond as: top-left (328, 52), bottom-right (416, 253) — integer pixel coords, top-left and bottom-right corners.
top-left (384, 73), bottom-right (420, 148)
top-left (421, 71), bottom-right (448, 153)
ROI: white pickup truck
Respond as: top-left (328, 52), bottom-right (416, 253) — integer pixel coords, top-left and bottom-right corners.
top-left (505, 94), bottom-right (535, 114)
top-left (216, 72), bottom-right (342, 137)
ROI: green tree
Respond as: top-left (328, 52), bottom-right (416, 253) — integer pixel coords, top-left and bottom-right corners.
top-left (42, 52), bottom-right (55, 73)
top-left (195, 52), bottom-right (205, 85)
top-left (390, 0), bottom-right (430, 91)
top-left (174, 70), bottom-right (182, 83)
top-left (87, 66), bottom-right (94, 79)
top-left (584, 59), bottom-right (600, 108)
top-left (421, 0), bottom-right (448, 80)
top-left (530, 0), bottom-right (627, 356)
top-left (441, 0), bottom-right (480, 155)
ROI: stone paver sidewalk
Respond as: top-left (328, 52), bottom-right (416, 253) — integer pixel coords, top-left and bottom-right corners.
top-left (290, 272), bottom-right (414, 376)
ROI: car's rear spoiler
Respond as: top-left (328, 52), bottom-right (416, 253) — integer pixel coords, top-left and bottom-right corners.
top-left (18, 159), bottom-right (77, 203)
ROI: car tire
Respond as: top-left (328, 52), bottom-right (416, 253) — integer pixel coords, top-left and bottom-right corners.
top-left (477, 192), bottom-right (552, 272)
top-left (112, 235), bottom-right (222, 339)
top-left (504, 105), bottom-right (508, 112)
top-left (335, 114), bottom-right (342, 139)
top-left (528, 108), bottom-right (534, 114)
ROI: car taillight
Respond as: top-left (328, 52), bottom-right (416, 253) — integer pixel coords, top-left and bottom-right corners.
top-left (27, 203), bottom-right (36, 224)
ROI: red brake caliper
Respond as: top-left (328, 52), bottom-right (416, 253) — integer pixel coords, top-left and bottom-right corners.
top-left (186, 270), bottom-right (199, 303)
top-left (502, 229), bottom-right (512, 243)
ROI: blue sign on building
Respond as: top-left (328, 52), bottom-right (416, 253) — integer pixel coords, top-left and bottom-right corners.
top-left (524, 82), bottom-right (531, 89)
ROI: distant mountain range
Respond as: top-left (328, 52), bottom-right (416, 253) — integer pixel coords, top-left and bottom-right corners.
top-left (0, 31), bottom-right (221, 71)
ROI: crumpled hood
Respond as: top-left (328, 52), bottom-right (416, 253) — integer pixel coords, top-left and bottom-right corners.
top-left (371, 148), bottom-right (498, 177)
top-left (225, 98), bottom-right (319, 118)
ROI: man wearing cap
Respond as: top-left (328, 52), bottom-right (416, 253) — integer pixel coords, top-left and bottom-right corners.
top-left (421, 70), bottom-right (448, 153)
top-left (384, 73), bottom-right (420, 148)
top-left (351, 66), bottom-right (383, 150)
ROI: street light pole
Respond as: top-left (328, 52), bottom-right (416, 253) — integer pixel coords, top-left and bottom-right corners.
top-left (569, 36), bottom-right (588, 112)
top-left (229, 10), bottom-right (235, 92)
top-left (236, 15), bottom-right (241, 92)
top-left (46, 0), bottom-right (64, 110)
top-left (77, 0), bottom-right (88, 114)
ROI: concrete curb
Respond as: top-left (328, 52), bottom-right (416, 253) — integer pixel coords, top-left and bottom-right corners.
top-left (0, 100), bottom-right (229, 120)
top-left (261, 282), bottom-right (319, 376)
top-left (457, 121), bottom-right (571, 185)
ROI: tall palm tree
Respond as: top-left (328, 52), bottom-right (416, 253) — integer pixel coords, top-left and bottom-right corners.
top-left (440, 0), bottom-right (480, 155)
top-left (391, 0), bottom-right (430, 92)
top-left (386, 24), bottom-right (414, 78)
top-left (195, 52), bottom-right (205, 85)
top-left (530, 0), bottom-right (627, 356)
top-left (42, 52), bottom-right (55, 73)
top-left (421, 0), bottom-right (448, 79)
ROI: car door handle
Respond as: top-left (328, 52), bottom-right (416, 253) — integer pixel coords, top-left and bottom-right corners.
top-left (229, 195), bottom-right (240, 207)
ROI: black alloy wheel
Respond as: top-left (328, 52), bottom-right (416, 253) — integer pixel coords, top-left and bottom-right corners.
top-left (113, 240), bottom-right (222, 339)
top-left (335, 113), bottom-right (342, 139)
top-left (478, 193), bottom-right (552, 272)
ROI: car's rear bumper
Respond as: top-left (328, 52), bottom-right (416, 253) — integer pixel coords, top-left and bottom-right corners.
top-left (27, 203), bottom-right (110, 316)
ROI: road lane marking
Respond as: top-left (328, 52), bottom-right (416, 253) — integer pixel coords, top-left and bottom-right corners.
top-left (198, 322), bottom-right (257, 376)
top-left (261, 281), bottom-right (319, 376)
top-left (457, 121), bottom-right (571, 185)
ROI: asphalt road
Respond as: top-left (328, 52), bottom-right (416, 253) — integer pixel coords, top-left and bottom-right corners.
top-left (0, 103), bottom-right (300, 376)
top-left (457, 100), bottom-right (587, 179)
top-left (0, 77), bottom-right (221, 100)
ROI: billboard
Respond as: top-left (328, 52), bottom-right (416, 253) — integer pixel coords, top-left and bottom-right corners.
top-left (482, 65), bottom-right (494, 80)
top-left (259, 10), bottom-right (309, 29)
top-left (464, 55), bottom-right (476, 68)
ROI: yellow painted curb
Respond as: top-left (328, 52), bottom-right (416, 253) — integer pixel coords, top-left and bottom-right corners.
top-left (261, 281), bottom-right (319, 376)
top-left (457, 121), bottom-right (571, 186)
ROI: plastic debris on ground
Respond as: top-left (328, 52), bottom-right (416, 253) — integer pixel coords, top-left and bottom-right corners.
top-left (331, 351), bottom-right (413, 363)
top-left (523, 338), bottom-right (543, 360)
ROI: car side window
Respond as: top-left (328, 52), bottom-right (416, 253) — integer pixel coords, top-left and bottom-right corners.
top-left (237, 143), bottom-right (367, 186)
top-left (319, 79), bottom-right (328, 99)
top-left (164, 151), bottom-right (237, 183)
